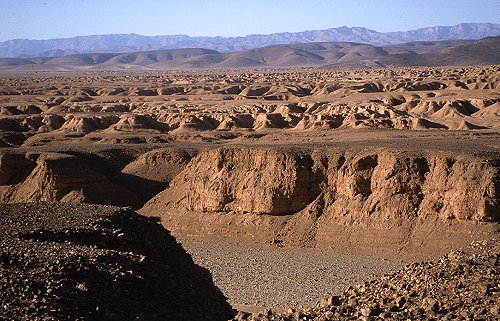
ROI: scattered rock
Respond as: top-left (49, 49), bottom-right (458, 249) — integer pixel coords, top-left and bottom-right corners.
top-left (230, 240), bottom-right (499, 320)
top-left (0, 203), bottom-right (234, 321)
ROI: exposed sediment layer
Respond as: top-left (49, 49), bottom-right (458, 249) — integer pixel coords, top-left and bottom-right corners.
top-left (0, 65), bottom-right (498, 256)
top-left (0, 146), bottom-right (193, 207)
top-left (141, 146), bottom-right (499, 256)
top-left (0, 130), bottom-right (498, 257)
top-left (0, 152), bottom-right (138, 206)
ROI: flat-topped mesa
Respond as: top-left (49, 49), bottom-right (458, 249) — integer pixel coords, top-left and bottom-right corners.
top-left (140, 147), bottom-right (499, 254)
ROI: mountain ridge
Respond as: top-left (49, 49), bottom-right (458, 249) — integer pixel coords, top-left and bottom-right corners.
top-left (0, 36), bottom-right (498, 71)
top-left (1, 23), bottom-right (498, 58)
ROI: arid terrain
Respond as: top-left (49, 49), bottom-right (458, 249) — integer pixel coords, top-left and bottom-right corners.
top-left (0, 35), bottom-right (499, 70)
top-left (0, 66), bottom-right (498, 319)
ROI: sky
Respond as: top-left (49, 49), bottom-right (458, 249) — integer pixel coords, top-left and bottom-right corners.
top-left (0, 0), bottom-right (499, 41)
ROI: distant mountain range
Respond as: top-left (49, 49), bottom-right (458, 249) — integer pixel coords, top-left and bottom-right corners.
top-left (0, 36), bottom-right (498, 71)
top-left (0, 23), bottom-right (499, 58)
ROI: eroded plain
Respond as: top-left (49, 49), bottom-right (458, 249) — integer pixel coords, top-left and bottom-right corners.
top-left (0, 66), bottom-right (498, 318)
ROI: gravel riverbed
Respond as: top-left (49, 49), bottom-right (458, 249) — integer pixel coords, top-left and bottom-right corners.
top-left (181, 241), bottom-right (406, 310)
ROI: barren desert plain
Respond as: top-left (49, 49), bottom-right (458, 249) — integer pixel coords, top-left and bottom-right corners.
top-left (0, 64), bottom-right (499, 320)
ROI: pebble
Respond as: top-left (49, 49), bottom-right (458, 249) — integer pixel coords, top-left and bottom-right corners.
top-left (182, 241), bottom-right (405, 309)
top-left (229, 239), bottom-right (500, 320)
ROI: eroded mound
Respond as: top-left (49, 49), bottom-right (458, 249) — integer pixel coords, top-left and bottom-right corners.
top-left (0, 203), bottom-right (234, 321)
top-left (234, 240), bottom-right (499, 320)
top-left (0, 153), bottom-right (139, 206)
top-left (0, 146), bottom-right (194, 207)
top-left (0, 67), bottom-right (499, 148)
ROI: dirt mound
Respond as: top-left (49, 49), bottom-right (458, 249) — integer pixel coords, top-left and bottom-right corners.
top-left (58, 115), bottom-right (120, 134)
top-left (118, 147), bottom-right (196, 201)
top-left (0, 202), bottom-right (234, 320)
top-left (239, 86), bottom-right (271, 98)
top-left (0, 67), bottom-right (499, 148)
top-left (234, 240), bottom-right (499, 320)
top-left (107, 114), bottom-right (169, 132)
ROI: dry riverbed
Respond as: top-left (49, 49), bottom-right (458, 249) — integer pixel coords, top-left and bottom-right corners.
top-left (181, 241), bottom-right (406, 311)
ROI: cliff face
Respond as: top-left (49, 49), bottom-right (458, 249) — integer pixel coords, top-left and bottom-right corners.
top-left (141, 147), bottom-right (499, 254)
top-left (156, 148), bottom-right (324, 215)
top-left (319, 152), bottom-right (498, 223)
top-left (0, 144), bottom-right (497, 255)
top-left (0, 153), bottom-right (139, 206)
top-left (143, 147), bottom-right (498, 222)
top-left (0, 146), bottom-right (197, 207)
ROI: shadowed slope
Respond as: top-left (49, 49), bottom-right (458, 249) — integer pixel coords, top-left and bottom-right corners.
top-left (0, 203), bottom-right (234, 320)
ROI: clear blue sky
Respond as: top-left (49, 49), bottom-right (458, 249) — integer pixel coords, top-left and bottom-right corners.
top-left (0, 0), bottom-right (498, 41)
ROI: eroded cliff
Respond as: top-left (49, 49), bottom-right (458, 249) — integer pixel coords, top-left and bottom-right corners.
top-left (0, 147), bottom-right (192, 207)
top-left (141, 147), bottom-right (499, 256)
top-left (0, 140), bottom-right (497, 256)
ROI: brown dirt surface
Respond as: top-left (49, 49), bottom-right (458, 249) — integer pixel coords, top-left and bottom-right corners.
top-left (0, 203), bottom-right (234, 321)
top-left (0, 66), bottom-right (498, 150)
top-left (0, 67), bottom-right (499, 319)
top-left (0, 67), bottom-right (498, 257)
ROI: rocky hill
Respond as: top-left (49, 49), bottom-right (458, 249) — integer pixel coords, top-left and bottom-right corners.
top-left (0, 203), bottom-right (234, 320)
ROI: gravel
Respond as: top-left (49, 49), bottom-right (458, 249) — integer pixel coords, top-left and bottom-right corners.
top-left (181, 241), bottom-right (406, 309)
top-left (230, 239), bottom-right (500, 321)
top-left (0, 203), bottom-right (234, 321)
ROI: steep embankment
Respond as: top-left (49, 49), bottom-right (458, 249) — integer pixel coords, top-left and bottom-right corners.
top-left (0, 153), bottom-right (137, 205)
top-left (1, 142), bottom-right (497, 257)
top-left (140, 147), bottom-right (499, 256)
top-left (0, 147), bottom-right (194, 207)
top-left (0, 152), bottom-right (139, 206)
top-left (0, 203), bottom-right (234, 320)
